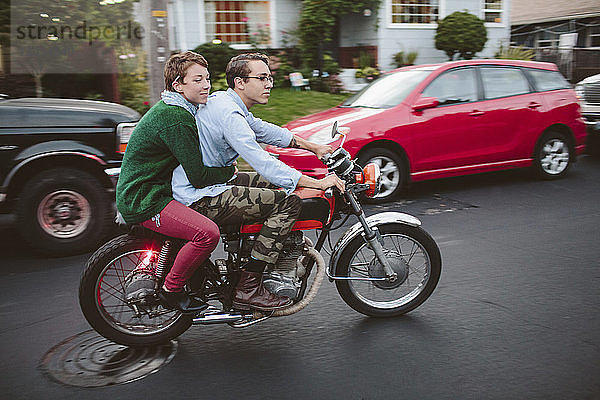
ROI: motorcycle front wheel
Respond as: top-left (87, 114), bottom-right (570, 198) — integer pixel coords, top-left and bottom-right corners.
top-left (79, 234), bottom-right (192, 346)
top-left (335, 224), bottom-right (441, 317)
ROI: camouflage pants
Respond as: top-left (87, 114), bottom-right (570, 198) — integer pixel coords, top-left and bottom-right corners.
top-left (190, 172), bottom-right (301, 264)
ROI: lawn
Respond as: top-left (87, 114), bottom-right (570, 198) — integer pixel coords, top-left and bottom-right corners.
top-left (251, 88), bottom-right (349, 126)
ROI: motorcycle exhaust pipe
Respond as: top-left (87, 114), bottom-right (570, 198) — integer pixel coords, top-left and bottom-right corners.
top-left (192, 310), bottom-right (252, 325)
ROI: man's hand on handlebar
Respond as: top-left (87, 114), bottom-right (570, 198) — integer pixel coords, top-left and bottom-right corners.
top-left (318, 174), bottom-right (345, 192)
top-left (313, 143), bottom-right (334, 161)
top-left (297, 173), bottom-right (345, 192)
top-left (289, 135), bottom-right (333, 160)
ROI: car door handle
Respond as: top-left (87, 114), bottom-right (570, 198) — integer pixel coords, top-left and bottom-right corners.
top-left (469, 110), bottom-right (485, 116)
top-left (529, 102), bottom-right (542, 108)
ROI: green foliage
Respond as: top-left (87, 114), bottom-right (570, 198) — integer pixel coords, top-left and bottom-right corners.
top-left (321, 53), bottom-right (341, 76)
top-left (495, 45), bottom-right (535, 61)
top-left (355, 66), bottom-right (379, 79)
top-left (435, 11), bottom-right (487, 60)
top-left (118, 74), bottom-right (150, 115)
top-left (192, 42), bottom-right (239, 80)
top-left (210, 73), bottom-right (229, 92)
top-left (248, 24), bottom-right (271, 49)
top-left (4, 0), bottom-right (143, 98)
top-left (358, 52), bottom-right (374, 68)
top-left (295, 52), bottom-right (341, 93)
top-left (299, 0), bottom-right (382, 67)
top-left (392, 51), bottom-right (418, 67)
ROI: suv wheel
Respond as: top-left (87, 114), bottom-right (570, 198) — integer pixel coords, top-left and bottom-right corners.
top-left (533, 131), bottom-right (573, 179)
top-left (15, 168), bottom-right (113, 256)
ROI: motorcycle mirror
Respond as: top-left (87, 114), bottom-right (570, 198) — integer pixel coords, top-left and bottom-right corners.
top-left (331, 121), bottom-right (338, 138)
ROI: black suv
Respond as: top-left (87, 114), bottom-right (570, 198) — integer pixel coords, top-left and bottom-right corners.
top-left (0, 98), bottom-right (139, 255)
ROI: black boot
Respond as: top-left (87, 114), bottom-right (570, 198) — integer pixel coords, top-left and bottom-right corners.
top-left (158, 288), bottom-right (208, 314)
top-left (232, 270), bottom-right (292, 311)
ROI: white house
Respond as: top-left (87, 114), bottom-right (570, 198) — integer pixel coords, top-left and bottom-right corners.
top-left (166, 0), bottom-right (511, 70)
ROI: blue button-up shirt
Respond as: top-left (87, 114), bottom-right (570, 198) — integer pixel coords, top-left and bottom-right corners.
top-left (170, 88), bottom-right (302, 206)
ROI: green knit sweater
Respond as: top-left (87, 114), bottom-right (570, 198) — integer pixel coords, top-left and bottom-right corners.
top-left (116, 100), bottom-right (234, 224)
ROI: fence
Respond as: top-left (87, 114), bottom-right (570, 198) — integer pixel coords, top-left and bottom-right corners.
top-left (534, 48), bottom-right (600, 83)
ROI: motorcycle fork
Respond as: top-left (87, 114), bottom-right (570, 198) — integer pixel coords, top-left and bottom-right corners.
top-left (345, 191), bottom-right (398, 282)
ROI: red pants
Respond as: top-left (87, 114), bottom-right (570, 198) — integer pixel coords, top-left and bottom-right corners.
top-left (140, 200), bottom-right (219, 291)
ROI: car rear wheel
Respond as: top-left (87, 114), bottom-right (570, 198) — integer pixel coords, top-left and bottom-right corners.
top-left (358, 148), bottom-right (407, 203)
top-left (15, 168), bottom-right (114, 256)
top-left (533, 130), bottom-right (573, 179)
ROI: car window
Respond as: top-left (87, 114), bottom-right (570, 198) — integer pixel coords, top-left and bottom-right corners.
top-left (480, 67), bottom-right (531, 99)
top-left (421, 68), bottom-right (478, 106)
top-left (341, 69), bottom-right (433, 108)
top-left (527, 69), bottom-right (571, 91)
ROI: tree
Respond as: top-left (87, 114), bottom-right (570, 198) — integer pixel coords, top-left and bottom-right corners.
top-left (8, 0), bottom-right (141, 97)
top-left (192, 42), bottom-right (238, 81)
top-left (435, 11), bottom-right (487, 60)
top-left (298, 0), bottom-right (381, 68)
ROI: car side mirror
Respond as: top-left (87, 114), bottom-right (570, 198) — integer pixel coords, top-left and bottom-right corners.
top-left (412, 97), bottom-right (439, 112)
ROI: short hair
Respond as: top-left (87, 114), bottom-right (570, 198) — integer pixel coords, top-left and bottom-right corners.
top-left (164, 51), bottom-right (208, 91)
top-left (225, 53), bottom-right (269, 89)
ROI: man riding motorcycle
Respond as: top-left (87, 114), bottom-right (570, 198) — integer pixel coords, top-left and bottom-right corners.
top-left (169, 53), bottom-right (345, 312)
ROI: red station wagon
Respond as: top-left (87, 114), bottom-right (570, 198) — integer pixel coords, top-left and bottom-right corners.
top-left (267, 60), bottom-right (587, 202)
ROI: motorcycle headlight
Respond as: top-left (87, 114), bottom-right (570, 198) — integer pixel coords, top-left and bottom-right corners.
top-left (355, 163), bottom-right (381, 197)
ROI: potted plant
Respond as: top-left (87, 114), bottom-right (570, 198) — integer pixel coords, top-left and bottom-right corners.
top-left (355, 66), bottom-right (380, 82)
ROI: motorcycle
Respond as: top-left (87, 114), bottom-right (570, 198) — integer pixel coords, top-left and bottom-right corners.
top-left (79, 123), bottom-right (442, 346)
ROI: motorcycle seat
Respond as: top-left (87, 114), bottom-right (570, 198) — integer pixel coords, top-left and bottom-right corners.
top-left (220, 193), bottom-right (332, 234)
top-left (128, 188), bottom-right (332, 237)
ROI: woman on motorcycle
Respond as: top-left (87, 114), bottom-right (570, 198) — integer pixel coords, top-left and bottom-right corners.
top-left (116, 51), bottom-right (235, 313)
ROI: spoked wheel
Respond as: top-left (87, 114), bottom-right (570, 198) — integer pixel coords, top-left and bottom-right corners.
top-left (79, 234), bottom-right (192, 346)
top-left (533, 130), bottom-right (573, 179)
top-left (335, 224), bottom-right (441, 317)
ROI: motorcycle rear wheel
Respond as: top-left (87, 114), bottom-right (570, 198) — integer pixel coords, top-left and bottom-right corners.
top-left (79, 234), bottom-right (192, 346)
top-left (335, 224), bottom-right (441, 317)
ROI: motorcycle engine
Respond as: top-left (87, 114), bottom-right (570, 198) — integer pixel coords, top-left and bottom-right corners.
top-left (256, 231), bottom-right (306, 299)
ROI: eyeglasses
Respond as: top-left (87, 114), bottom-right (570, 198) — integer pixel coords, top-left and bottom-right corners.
top-left (239, 75), bottom-right (274, 84)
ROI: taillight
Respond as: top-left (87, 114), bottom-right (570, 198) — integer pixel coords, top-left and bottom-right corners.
top-left (116, 122), bottom-right (137, 154)
top-left (141, 250), bottom-right (154, 267)
top-left (355, 163), bottom-right (381, 197)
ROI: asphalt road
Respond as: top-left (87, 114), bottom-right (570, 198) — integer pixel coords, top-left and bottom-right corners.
top-left (1, 156), bottom-right (599, 400)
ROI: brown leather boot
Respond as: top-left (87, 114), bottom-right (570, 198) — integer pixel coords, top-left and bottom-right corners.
top-left (232, 270), bottom-right (293, 311)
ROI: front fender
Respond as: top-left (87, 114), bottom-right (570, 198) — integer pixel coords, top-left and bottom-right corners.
top-left (328, 211), bottom-right (421, 278)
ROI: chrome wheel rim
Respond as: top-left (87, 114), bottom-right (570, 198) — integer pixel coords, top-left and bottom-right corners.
top-left (540, 138), bottom-right (570, 175)
top-left (95, 250), bottom-right (183, 337)
top-left (37, 190), bottom-right (91, 238)
top-left (347, 233), bottom-right (431, 309)
top-left (367, 156), bottom-right (400, 198)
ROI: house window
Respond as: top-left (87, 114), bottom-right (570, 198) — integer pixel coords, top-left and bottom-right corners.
top-left (205, 1), bottom-right (270, 44)
top-left (536, 24), bottom-right (570, 48)
top-left (536, 31), bottom-right (559, 48)
top-left (391, 0), bottom-right (439, 24)
top-left (482, 0), bottom-right (503, 24)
